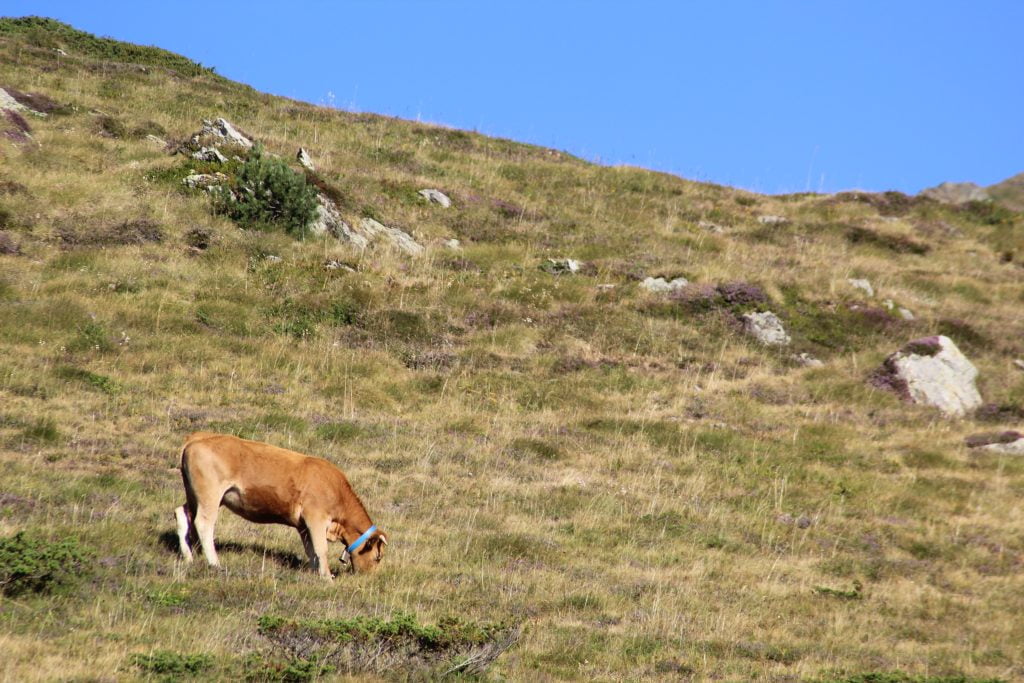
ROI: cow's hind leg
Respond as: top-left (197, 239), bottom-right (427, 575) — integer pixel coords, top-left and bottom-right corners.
top-left (174, 505), bottom-right (197, 562)
top-left (193, 500), bottom-right (223, 568)
top-left (297, 524), bottom-right (317, 570)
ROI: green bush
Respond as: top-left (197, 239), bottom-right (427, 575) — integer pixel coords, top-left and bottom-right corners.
top-left (215, 145), bottom-right (318, 237)
top-left (0, 532), bottom-right (91, 596)
top-left (130, 651), bottom-right (214, 677)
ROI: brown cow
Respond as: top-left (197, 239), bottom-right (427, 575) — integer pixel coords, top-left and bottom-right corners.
top-left (174, 431), bottom-right (387, 578)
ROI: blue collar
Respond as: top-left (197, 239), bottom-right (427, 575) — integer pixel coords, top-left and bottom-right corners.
top-left (347, 524), bottom-right (377, 554)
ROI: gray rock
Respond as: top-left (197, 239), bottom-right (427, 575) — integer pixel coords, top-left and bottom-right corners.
top-left (1014, 359), bottom-right (1024, 372)
top-left (757, 215), bottom-right (788, 225)
top-left (443, 238), bottom-right (462, 250)
top-left (197, 117), bottom-right (253, 148)
top-left (541, 258), bottom-right (581, 275)
top-left (640, 276), bottom-right (688, 293)
top-left (697, 220), bottom-right (726, 234)
top-left (145, 134), bottom-right (167, 146)
top-left (848, 278), bottom-right (874, 297)
top-left (264, 255), bottom-right (282, 264)
top-left (358, 217), bottom-right (424, 256)
top-left (0, 88), bottom-right (44, 116)
top-left (324, 260), bottom-right (355, 272)
top-left (898, 307), bottom-right (915, 321)
top-left (741, 311), bottom-right (791, 346)
top-left (418, 188), bottom-right (452, 208)
top-left (871, 335), bottom-right (982, 417)
top-left (965, 431), bottom-right (1024, 455)
top-left (182, 172), bottom-right (227, 192)
top-left (792, 352), bottom-right (824, 368)
top-left (310, 194), bottom-right (365, 246)
top-left (191, 146), bottom-right (227, 163)
top-left (920, 181), bottom-right (989, 204)
top-left (297, 147), bottom-right (315, 171)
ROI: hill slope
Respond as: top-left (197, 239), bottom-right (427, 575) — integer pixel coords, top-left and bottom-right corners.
top-left (2, 18), bottom-right (1024, 681)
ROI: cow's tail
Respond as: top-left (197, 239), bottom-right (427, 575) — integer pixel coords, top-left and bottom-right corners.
top-left (179, 443), bottom-right (198, 526)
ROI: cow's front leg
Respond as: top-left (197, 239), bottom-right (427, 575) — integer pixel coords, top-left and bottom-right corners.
top-left (302, 517), bottom-right (334, 580)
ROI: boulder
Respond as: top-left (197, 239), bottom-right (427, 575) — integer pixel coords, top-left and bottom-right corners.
top-left (965, 431), bottom-right (1024, 455)
top-left (191, 146), bottom-right (227, 163)
top-left (195, 117), bottom-right (253, 148)
top-left (310, 194), bottom-right (366, 246)
top-left (871, 335), bottom-right (982, 417)
top-left (358, 217), bottom-right (424, 256)
top-left (297, 147), bottom-right (315, 171)
top-left (541, 258), bottom-right (581, 275)
top-left (920, 181), bottom-right (988, 204)
top-left (0, 87), bottom-right (44, 116)
top-left (640, 276), bottom-right (688, 293)
top-left (418, 188), bottom-right (452, 208)
top-left (182, 172), bottom-right (227, 192)
top-left (741, 311), bottom-right (791, 346)
top-left (848, 278), bottom-right (874, 297)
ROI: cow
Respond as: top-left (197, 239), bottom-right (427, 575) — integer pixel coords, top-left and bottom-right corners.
top-left (174, 431), bottom-right (387, 578)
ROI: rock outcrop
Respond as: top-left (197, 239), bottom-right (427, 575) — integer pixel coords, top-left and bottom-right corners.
top-left (309, 194), bottom-right (364, 246)
top-left (741, 311), bottom-right (790, 346)
top-left (640, 276), bottom-right (688, 293)
top-left (418, 189), bottom-right (451, 208)
top-left (195, 117), bottom-right (253, 148)
top-left (0, 88), bottom-right (45, 116)
top-left (919, 181), bottom-right (988, 204)
top-left (871, 335), bottom-right (982, 417)
top-left (965, 431), bottom-right (1024, 455)
top-left (357, 217), bottom-right (424, 256)
top-left (192, 146), bottom-right (227, 163)
top-left (297, 147), bottom-right (315, 171)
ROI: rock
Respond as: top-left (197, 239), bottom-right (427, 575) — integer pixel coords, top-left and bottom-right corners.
top-left (309, 194), bottom-right (364, 245)
top-left (1015, 359), bottom-right (1024, 371)
top-left (191, 146), bottom-right (227, 163)
top-left (640, 276), bottom-right (688, 293)
top-left (596, 284), bottom-right (616, 291)
top-left (145, 134), bottom-right (167, 147)
top-left (324, 260), bottom-right (355, 272)
top-left (182, 172), bottom-right (227, 192)
top-left (848, 278), bottom-right (874, 297)
top-left (264, 255), bottom-right (282, 264)
top-left (358, 217), bottom-right (424, 256)
top-left (443, 238), bottom-right (462, 250)
top-left (965, 431), bottom-right (1024, 455)
top-left (297, 147), bottom-right (315, 171)
top-left (792, 352), bottom-right (824, 368)
top-left (898, 307), bottom-right (915, 321)
top-left (697, 220), bottom-right (726, 234)
top-left (541, 258), bottom-right (581, 275)
top-left (418, 189), bottom-right (452, 208)
top-left (0, 87), bottom-right (44, 116)
top-left (197, 117), bottom-right (253, 148)
top-left (920, 181), bottom-right (989, 204)
top-left (741, 311), bottom-right (791, 346)
top-left (871, 335), bottom-right (982, 417)
top-left (757, 215), bottom-right (788, 225)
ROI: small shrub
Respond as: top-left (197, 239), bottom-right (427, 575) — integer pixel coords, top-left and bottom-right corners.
top-left (0, 531), bottom-right (91, 596)
top-left (130, 651), bottom-right (214, 676)
top-left (216, 145), bottom-right (318, 237)
top-left (95, 114), bottom-right (127, 139)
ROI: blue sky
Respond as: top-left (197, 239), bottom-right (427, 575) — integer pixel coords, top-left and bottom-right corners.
top-left (4, 1), bottom-right (1022, 194)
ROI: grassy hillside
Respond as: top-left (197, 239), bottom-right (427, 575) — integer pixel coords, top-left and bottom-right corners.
top-left (2, 18), bottom-right (1024, 682)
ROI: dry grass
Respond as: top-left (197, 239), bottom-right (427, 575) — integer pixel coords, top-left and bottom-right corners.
top-left (1, 21), bottom-right (1023, 682)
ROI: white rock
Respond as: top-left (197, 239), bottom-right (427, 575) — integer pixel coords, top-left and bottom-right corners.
top-left (1014, 359), bottom-right (1024, 372)
top-left (324, 260), bottom-right (355, 272)
top-left (741, 311), bottom-right (791, 346)
top-left (898, 307), bottom-right (915, 321)
top-left (596, 284), bottom-right (617, 291)
top-left (966, 432), bottom-right (1024, 455)
top-left (145, 134), bottom-right (167, 146)
top-left (310, 194), bottom-right (365, 246)
top-left (265, 255), bottom-right (282, 263)
top-left (358, 217), bottom-right (424, 256)
top-left (297, 147), bottom-right (315, 171)
top-left (0, 88), bottom-right (45, 116)
top-left (418, 188), bottom-right (452, 208)
top-left (543, 258), bottom-right (581, 274)
top-left (875, 336), bottom-right (982, 417)
top-left (757, 215), bottom-right (788, 225)
top-left (640, 276), bottom-right (689, 293)
top-left (182, 172), bottom-right (227, 192)
top-left (199, 117), bottom-right (253, 148)
top-left (848, 278), bottom-right (874, 297)
top-left (443, 238), bottom-right (462, 250)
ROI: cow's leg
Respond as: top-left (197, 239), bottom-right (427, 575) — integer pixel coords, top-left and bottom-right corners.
top-left (302, 516), bottom-right (333, 580)
top-left (193, 500), bottom-right (222, 568)
top-left (174, 505), bottom-right (195, 562)
top-left (297, 524), bottom-right (317, 569)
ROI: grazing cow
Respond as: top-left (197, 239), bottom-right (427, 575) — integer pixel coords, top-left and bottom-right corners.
top-left (174, 431), bottom-right (387, 578)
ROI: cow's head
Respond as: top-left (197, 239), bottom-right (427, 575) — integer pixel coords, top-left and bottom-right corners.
top-left (339, 528), bottom-right (388, 573)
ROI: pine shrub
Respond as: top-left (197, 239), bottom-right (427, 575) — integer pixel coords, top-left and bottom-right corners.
top-left (216, 145), bottom-right (318, 237)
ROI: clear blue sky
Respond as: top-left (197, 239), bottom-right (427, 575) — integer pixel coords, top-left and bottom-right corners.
top-left (5, 1), bottom-right (1022, 194)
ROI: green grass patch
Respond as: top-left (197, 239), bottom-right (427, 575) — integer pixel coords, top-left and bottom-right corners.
top-left (0, 531), bottom-right (91, 596)
top-left (54, 365), bottom-right (120, 395)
